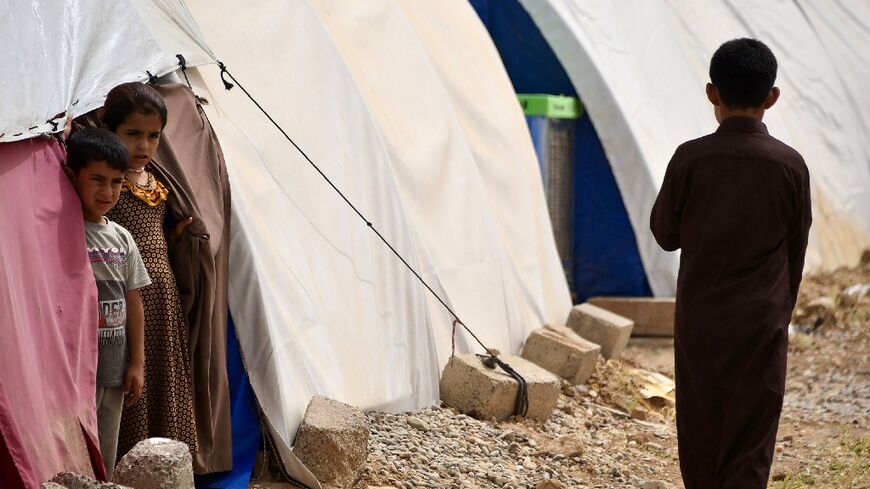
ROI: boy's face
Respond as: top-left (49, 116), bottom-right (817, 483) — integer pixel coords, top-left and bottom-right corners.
top-left (114, 112), bottom-right (163, 169)
top-left (68, 160), bottom-right (124, 223)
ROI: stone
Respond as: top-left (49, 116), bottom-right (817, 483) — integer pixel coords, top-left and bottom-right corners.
top-left (565, 304), bottom-right (633, 359)
top-left (439, 354), bottom-right (561, 422)
top-left (587, 297), bottom-right (675, 337)
top-left (50, 472), bottom-right (131, 488)
top-left (292, 395), bottom-right (370, 488)
top-left (642, 481), bottom-right (675, 489)
top-left (112, 438), bottom-right (193, 489)
top-left (806, 296), bottom-right (836, 315)
top-left (535, 481), bottom-right (564, 489)
top-left (521, 325), bottom-right (600, 385)
top-left (630, 407), bottom-right (650, 421)
top-left (542, 436), bottom-right (583, 458)
top-left (406, 416), bottom-right (430, 432)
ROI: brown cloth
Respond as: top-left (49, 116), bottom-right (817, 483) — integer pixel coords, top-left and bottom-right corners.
top-left (109, 183), bottom-right (200, 460)
top-left (650, 116), bottom-right (812, 489)
top-left (150, 83), bottom-right (233, 474)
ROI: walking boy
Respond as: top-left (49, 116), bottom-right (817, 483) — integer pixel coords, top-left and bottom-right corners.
top-left (65, 128), bottom-right (151, 479)
top-left (650, 39), bottom-right (812, 488)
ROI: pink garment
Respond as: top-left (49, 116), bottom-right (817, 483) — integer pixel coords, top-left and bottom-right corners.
top-left (0, 138), bottom-right (103, 488)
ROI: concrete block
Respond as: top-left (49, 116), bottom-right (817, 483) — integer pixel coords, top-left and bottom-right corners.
top-left (113, 438), bottom-right (193, 489)
top-left (439, 354), bottom-right (561, 422)
top-left (521, 325), bottom-right (600, 385)
top-left (49, 473), bottom-right (130, 489)
top-left (292, 396), bottom-right (369, 489)
top-left (566, 303), bottom-right (633, 359)
top-left (587, 297), bottom-right (675, 337)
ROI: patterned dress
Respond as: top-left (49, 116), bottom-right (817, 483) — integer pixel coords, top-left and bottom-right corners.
top-left (107, 169), bottom-right (198, 457)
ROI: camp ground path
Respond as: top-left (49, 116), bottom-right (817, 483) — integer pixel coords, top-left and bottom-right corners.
top-left (250, 259), bottom-right (869, 489)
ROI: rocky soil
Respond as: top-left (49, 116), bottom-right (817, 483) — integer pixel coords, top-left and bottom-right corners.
top-left (254, 256), bottom-right (870, 489)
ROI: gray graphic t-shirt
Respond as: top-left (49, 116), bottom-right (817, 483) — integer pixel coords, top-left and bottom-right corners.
top-left (85, 218), bottom-right (151, 387)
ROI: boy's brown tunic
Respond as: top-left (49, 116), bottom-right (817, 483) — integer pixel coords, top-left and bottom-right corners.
top-left (650, 117), bottom-right (811, 489)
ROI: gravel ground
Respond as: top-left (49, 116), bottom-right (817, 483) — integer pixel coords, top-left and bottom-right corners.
top-left (254, 257), bottom-right (869, 489)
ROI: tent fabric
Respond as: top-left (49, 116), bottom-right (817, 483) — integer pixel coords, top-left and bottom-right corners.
top-left (184, 0), bottom-right (570, 482)
top-left (520, 0), bottom-right (870, 295)
top-left (391, 0), bottom-right (572, 352)
top-left (0, 138), bottom-right (102, 488)
top-left (573, 115), bottom-right (652, 301)
top-left (471, 0), bottom-right (653, 301)
top-left (3, 1), bottom-right (565, 486)
top-left (0, 0), bottom-right (213, 143)
top-left (195, 316), bottom-right (259, 489)
top-left (151, 84), bottom-right (233, 474)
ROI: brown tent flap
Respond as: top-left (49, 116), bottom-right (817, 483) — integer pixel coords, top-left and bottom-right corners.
top-left (152, 83), bottom-right (233, 474)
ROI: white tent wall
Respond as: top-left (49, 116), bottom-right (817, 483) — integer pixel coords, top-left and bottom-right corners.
top-left (394, 0), bottom-right (572, 346)
top-left (186, 0), bottom-right (570, 482)
top-left (308, 0), bottom-right (570, 358)
top-left (184, 1), bottom-right (437, 484)
top-left (0, 0), bottom-right (212, 143)
top-left (520, 0), bottom-right (870, 296)
top-left (4, 0), bottom-right (569, 484)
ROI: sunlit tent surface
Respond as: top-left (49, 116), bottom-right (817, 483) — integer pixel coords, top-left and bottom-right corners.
top-left (0, 0), bottom-right (569, 486)
top-left (518, 0), bottom-right (870, 296)
top-left (4, 1), bottom-right (868, 487)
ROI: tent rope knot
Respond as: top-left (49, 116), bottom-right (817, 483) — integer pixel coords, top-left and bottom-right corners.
top-left (176, 54), bottom-right (193, 89)
top-left (217, 61), bottom-right (234, 90)
top-left (476, 354), bottom-right (530, 418)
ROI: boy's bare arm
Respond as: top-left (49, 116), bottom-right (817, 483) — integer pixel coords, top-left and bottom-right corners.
top-left (124, 288), bottom-right (145, 406)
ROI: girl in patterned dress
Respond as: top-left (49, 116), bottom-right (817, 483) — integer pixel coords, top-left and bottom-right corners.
top-left (102, 82), bottom-right (199, 459)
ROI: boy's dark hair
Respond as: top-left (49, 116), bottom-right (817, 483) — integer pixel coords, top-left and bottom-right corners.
top-left (710, 38), bottom-right (777, 109)
top-left (102, 82), bottom-right (168, 131)
top-left (66, 128), bottom-right (129, 173)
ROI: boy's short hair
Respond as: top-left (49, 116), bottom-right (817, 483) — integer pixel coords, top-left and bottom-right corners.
top-left (66, 128), bottom-right (129, 173)
top-left (710, 38), bottom-right (777, 109)
top-left (102, 82), bottom-right (168, 132)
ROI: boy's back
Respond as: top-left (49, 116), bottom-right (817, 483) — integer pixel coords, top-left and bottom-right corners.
top-left (661, 117), bottom-right (809, 331)
top-left (650, 38), bottom-right (812, 489)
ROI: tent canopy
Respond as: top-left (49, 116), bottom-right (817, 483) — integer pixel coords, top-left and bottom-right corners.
top-left (520, 0), bottom-right (870, 295)
top-left (0, 0), bottom-right (213, 143)
top-left (2, 0), bottom-right (570, 485)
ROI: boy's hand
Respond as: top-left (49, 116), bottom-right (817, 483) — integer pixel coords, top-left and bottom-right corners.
top-left (123, 363), bottom-right (144, 406)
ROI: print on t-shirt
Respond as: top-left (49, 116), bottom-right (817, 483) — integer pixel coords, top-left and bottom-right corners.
top-left (97, 279), bottom-right (127, 347)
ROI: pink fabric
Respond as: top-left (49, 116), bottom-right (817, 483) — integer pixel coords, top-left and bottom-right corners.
top-left (0, 138), bottom-right (101, 488)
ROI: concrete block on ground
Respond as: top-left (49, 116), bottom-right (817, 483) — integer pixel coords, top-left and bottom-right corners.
top-left (566, 303), bottom-right (633, 359)
top-left (587, 297), bottom-right (675, 337)
top-left (292, 395), bottom-right (369, 489)
top-left (113, 438), bottom-right (193, 489)
top-left (439, 354), bottom-right (561, 422)
top-left (521, 325), bottom-right (600, 385)
top-left (49, 473), bottom-right (130, 489)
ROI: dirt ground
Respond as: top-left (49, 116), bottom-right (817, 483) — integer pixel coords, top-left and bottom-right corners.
top-left (253, 257), bottom-right (869, 489)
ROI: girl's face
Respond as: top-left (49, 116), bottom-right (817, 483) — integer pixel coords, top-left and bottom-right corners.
top-left (114, 112), bottom-right (163, 168)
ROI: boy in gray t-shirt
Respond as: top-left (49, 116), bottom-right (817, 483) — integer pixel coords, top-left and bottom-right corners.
top-left (66, 128), bottom-right (150, 479)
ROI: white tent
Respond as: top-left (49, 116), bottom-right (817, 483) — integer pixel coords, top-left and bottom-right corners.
top-left (1, 0), bottom-right (570, 485)
top-left (519, 0), bottom-right (870, 296)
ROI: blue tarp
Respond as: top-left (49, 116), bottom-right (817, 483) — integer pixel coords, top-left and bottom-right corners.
top-left (195, 315), bottom-right (260, 489)
top-left (470, 0), bottom-right (652, 301)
